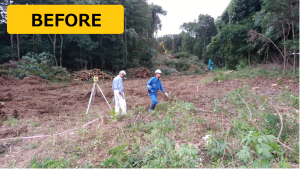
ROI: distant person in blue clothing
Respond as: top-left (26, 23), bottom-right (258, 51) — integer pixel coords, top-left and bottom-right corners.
top-left (146, 69), bottom-right (168, 113)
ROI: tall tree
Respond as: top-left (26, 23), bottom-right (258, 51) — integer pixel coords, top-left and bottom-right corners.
top-left (48, 34), bottom-right (58, 66)
top-left (10, 34), bottom-right (14, 61)
top-left (59, 34), bottom-right (63, 67)
top-left (259, 0), bottom-right (298, 75)
top-left (17, 34), bottom-right (20, 61)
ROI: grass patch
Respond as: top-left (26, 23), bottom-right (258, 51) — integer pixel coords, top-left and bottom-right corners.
top-left (100, 98), bottom-right (200, 168)
top-left (3, 116), bottom-right (18, 126)
top-left (210, 67), bottom-right (299, 83)
top-left (214, 87), bottom-right (299, 167)
top-left (29, 157), bottom-right (71, 168)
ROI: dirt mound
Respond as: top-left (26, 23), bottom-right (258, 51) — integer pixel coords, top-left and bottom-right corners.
top-left (0, 93), bottom-right (13, 102)
top-left (21, 76), bottom-right (49, 85)
top-left (0, 110), bottom-right (7, 125)
top-left (127, 67), bottom-right (152, 78)
top-left (0, 126), bottom-right (28, 138)
top-left (0, 75), bottom-right (18, 86)
top-left (0, 60), bottom-right (18, 69)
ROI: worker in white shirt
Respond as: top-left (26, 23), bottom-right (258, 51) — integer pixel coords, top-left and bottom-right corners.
top-left (112, 70), bottom-right (126, 115)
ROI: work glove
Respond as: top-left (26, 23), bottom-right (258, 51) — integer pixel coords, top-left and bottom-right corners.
top-left (164, 92), bottom-right (168, 97)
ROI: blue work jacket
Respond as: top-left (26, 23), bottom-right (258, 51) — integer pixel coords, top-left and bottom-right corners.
top-left (146, 76), bottom-right (165, 93)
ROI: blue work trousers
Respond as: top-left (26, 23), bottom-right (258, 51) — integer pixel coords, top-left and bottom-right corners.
top-left (148, 92), bottom-right (158, 106)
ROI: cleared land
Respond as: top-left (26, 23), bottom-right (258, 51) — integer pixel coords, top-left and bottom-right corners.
top-left (0, 69), bottom-right (299, 167)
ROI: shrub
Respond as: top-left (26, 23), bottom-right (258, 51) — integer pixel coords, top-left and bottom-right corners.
top-left (160, 68), bottom-right (171, 75)
top-left (174, 52), bottom-right (189, 59)
top-left (164, 59), bottom-right (190, 71)
top-left (22, 52), bottom-right (55, 65)
top-left (194, 69), bottom-right (202, 74)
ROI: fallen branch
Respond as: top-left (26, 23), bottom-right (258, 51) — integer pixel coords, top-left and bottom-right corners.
top-left (248, 30), bottom-right (284, 59)
top-left (269, 103), bottom-right (297, 153)
top-left (237, 94), bottom-right (296, 153)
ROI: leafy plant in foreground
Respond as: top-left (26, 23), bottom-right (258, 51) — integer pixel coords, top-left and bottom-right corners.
top-left (236, 131), bottom-right (279, 165)
top-left (207, 134), bottom-right (232, 161)
top-left (101, 138), bottom-right (200, 168)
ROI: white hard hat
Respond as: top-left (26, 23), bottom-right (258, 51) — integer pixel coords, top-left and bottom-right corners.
top-left (155, 69), bottom-right (162, 74)
top-left (119, 70), bottom-right (126, 76)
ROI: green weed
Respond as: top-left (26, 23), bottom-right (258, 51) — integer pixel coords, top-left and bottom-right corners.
top-left (207, 134), bottom-right (232, 161)
top-left (3, 117), bottom-right (18, 126)
top-left (29, 157), bottom-right (71, 168)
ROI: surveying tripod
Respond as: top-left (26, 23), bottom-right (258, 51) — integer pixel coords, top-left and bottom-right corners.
top-left (86, 76), bottom-right (112, 114)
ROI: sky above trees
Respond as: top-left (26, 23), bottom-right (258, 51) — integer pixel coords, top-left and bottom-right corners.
top-left (147, 0), bottom-right (231, 37)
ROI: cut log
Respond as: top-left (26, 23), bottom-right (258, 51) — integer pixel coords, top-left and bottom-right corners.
top-left (72, 68), bottom-right (113, 81)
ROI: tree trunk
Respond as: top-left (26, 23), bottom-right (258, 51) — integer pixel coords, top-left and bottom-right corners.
top-left (17, 34), bottom-right (20, 61)
top-left (48, 34), bottom-right (58, 66)
top-left (202, 27), bottom-right (207, 55)
top-left (248, 49), bottom-right (251, 67)
top-left (80, 48), bottom-right (82, 69)
top-left (35, 35), bottom-right (38, 54)
top-left (291, 20), bottom-right (296, 75)
top-left (135, 39), bottom-right (138, 51)
top-left (60, 34), bottom-right (63, 67)
top-left (91, 60), bottom-right (92, 69)
top-left (85, 57), bottom-right (87, 69)
top-left (53, 35), bottom-right (57, 66)
top-left (10, 34), bottom-right (14, 61)
top-left (282, 21), bottom-right (286, 76)
top-left (125, 17), bottom-right (128, 63)
top-left (33, 34), bottom-right (35, 51)
top-left (266, 45), bottom-right (269, 64)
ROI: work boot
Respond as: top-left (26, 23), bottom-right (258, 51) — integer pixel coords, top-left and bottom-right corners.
top-left (149, 105), bottom-right (154, 113)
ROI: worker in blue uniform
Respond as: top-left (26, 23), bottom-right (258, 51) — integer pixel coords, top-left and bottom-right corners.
top-left (146, 69), bottom-right (168, 113)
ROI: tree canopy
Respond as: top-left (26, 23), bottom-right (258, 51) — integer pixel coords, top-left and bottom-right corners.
top-left (0, 0), bottom-right (166, 72)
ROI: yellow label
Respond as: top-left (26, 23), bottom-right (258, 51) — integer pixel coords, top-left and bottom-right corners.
top-left (7, 5), bottom-right (124, 34)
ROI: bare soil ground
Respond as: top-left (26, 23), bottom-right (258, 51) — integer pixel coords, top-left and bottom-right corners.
top-left (0, 73), bottom-right (298, 167)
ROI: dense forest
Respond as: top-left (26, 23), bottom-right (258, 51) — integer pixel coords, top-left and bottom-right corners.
top-left (0, 0), bottom-right (166, 72)
top-left (158, 0), bottom-right (299, 75)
